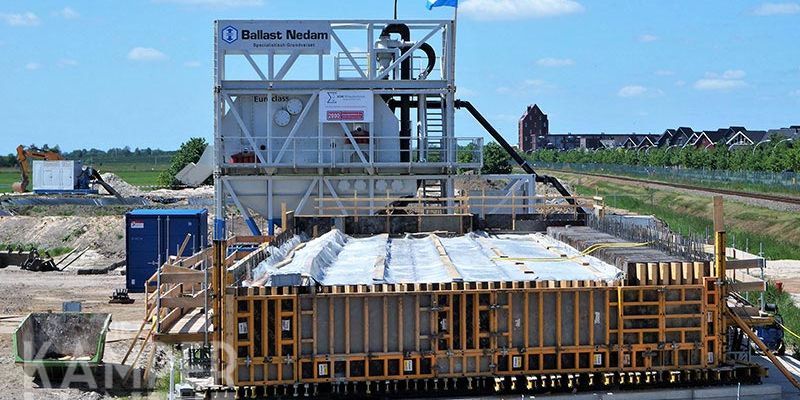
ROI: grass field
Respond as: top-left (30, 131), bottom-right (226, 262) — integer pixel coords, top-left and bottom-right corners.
top-left (0, 168), bottom-right (16, 193)
top-left (0, 162), bottom-right (168, 193)
top-left (100, 162), bottom-right (168, 187)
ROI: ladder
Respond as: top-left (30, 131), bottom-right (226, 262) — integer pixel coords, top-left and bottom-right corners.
top-left (423, 98), bottom-right (445, 162)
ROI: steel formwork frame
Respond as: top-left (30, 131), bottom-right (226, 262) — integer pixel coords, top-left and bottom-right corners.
top-left (217, 272), bottom-right (747, 395)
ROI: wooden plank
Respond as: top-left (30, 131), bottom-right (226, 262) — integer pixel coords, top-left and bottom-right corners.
top-left (172, 248), bottom-right (213, 269)
top-left (160, 306), bottom-right (188, 332)
top-left (160, 291), bottom-right (207, 309)
top-left (726, 259), bottom-right (763, 270)
top-left (729, 281), bottom-right (767, 292)
top-left (159, 271), bottom-right (206, 284)
top-left (713, 196), bottom-right (724, 233)
top-left (430, 236), bottom-right (462, 282)
top-left (372, 255), bottom-right (386, 282)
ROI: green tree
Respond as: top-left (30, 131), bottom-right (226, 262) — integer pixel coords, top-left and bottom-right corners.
top-left (481, 142), bottom-right (512, 174)
top-left (457, 142), bottom-right (478, 164)
top-left (157, 137), bottom-right (209, 187)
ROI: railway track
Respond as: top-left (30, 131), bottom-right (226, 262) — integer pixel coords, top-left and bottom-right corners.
top-left (544, 169), bottom-right (800, 206)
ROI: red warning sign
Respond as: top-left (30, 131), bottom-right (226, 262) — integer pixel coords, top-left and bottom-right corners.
top-left (326, 111), bottom-right (365, 121)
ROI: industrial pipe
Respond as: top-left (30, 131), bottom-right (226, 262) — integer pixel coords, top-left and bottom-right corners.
top-left (380, 24), bottom-right (413, 162)
top-left (454, 100), bottom-right (581, 210)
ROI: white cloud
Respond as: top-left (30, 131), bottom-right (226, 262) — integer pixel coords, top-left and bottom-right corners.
top-left (721, 69), bottom-right (746, 79)
top-left (694, 80), bottom-right (745, 90)
top-left (523, 79), bottom-right (548, 87)
top-left (675, 80), bottom-right (686, 87)
top-left (57, 58), bottom-right (78, 67)
top-left (0, 12), bottom-right (40, 26)
top-left (638, 34), bottom-right (658, 43)
top-left (58, 7), bottom-right (79, 19)
top-left (753, 2), bottom-right (800, 15)
top-left (460, 0), bottom-right (584, 20)
top-left (618, 85), bottom-right (647, 97)
top-left (655, 70), bottom-right (674, 76)
top-left (127, 47), bottom-right (168, 62)
top-left (25, 62), bottom-right (41, 71)
top-left (153, 0), bottom-right (263, 7)
top-left (694, 70), bottom-right (747, 90)
top-left (496, 79), bottom-right (553, 95)
top-left (183, 60), bottom-right (202, 68)
top-left (536, 57), bottom-right (574, 67)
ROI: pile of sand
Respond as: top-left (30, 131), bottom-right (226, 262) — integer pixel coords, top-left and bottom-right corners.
top-left (0, 215), bottom-right (125, 259)
top-left (98, 173), bottom-right (144, 197)
top-left (147, 185), bottom-right (214, 199)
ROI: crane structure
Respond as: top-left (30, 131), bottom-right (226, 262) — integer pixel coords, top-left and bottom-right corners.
top-left (212, 19), bottom-right (542, 239)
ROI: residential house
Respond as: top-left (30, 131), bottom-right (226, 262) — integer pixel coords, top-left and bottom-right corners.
top-left (726, 129), bottom-right (767, 148)
top-left (518, 104), bottom-right (549, 152)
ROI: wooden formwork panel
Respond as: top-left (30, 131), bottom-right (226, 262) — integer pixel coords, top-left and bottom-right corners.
top-left (223, 280), bottom-right (721, 388)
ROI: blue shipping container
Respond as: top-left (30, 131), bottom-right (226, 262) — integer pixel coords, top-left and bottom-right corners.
top-left (125, 209), bottom-right (208, 292)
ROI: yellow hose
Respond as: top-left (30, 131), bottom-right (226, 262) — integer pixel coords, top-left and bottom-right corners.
top-left (778, 321), bottom-right (800, 341)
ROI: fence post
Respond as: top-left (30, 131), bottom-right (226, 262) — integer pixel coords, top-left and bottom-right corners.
top-left (759, 242), bottom-right (765, 313)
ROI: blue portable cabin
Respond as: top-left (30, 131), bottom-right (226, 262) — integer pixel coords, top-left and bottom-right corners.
top-left (125, 209), bottom-right (209, 292)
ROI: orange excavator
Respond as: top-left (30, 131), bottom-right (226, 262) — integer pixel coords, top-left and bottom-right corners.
top-left (12, 145), bottom-right (64, 193)
top-left (12, 145), bottom-right (124, 199)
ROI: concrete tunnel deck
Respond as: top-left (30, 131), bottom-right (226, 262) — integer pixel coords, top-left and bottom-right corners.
top-left (244, 229), bottom-right (624, 287)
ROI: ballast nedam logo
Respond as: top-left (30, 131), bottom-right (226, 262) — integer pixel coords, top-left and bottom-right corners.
top-left (231, 26), bottom-right (330, 43)
top-left (237, 29), bottom-right (330, 41)
top-left (221, 25), bottom-right (238, 44)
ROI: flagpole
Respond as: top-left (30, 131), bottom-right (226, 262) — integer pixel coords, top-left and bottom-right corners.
top-left (452, 4), bottom-right (458, 83)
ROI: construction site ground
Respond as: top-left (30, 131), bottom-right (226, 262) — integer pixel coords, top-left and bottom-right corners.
top-left (2, 175), bottom-right (800, 398)
top-left (0, 176), bottom-right (240, 399)
top-left (0, 268), bottom-right (159, 400)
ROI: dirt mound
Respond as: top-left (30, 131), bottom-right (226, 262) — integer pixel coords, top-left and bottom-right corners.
top-left (98, 173), bottom-right (143, 197)
top-left (0, 215), bottom-right (125, 259)
top-left (147, 185), bottom-right (214, 199)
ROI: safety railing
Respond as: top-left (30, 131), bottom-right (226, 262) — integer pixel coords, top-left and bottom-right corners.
top-left (336, 52), bottom-right (443, 80)
top-left (334, 52), bottom-right (372, 80)
top-left (534, 161), bottom-right (800, 195)
top-left (222, 135), bottom-right (483, 169)
top-left (306, 195), bottom-right (604, 217)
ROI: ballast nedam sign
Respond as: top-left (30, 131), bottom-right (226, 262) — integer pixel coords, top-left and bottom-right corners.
top-left (217, 20), bottom-right (332, 54)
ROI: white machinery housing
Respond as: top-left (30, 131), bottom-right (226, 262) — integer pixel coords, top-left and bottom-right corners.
top-left (213, 19), bottom-right (535, 237)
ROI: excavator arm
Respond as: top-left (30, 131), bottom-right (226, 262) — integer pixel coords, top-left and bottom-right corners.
top-left (14, 145), bottom-right (29, 192)
top-left (90, 169), bottom-right (124, 200)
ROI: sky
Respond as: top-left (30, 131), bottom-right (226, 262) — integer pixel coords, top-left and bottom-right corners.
top-left (1, 0), bottom-right (799, 151)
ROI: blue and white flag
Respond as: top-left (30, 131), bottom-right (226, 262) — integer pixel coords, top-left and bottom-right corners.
top-left (426, 0), bottom-right (458, 10)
